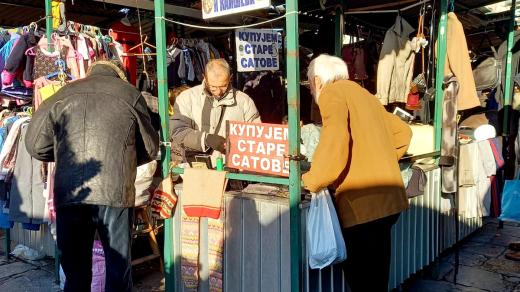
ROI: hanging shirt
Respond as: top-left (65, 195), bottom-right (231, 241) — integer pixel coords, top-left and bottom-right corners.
top-left (110, 21), bottom-right (141, 85)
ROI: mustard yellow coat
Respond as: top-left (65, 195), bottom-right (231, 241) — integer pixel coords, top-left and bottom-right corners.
top-left (303, 80), bottom-right (412, 228)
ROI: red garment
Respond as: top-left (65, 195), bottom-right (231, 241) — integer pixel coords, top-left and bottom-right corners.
top-left (490, 175), bottom-right (500, 217)
top-left (110, 21), bottom-right (141, 85)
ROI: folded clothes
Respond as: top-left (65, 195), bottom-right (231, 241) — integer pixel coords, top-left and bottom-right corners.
top-left (1, 86), bottom-right (33, 99)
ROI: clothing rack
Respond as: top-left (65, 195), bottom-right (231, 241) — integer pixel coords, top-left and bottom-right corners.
top-left (345, 0), bottom-right (430, 15)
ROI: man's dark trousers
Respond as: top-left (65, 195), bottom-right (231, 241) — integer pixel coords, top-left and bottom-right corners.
top-left (57, 204), bottom-right (133, 292)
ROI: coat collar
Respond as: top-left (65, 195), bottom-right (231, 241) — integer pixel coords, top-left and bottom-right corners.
top-left (87, 62), bottom-right (127, 80)
top-left (201, 85), bottom-right (237, 107)
top-left (392, 16), bottom-right (414, 38)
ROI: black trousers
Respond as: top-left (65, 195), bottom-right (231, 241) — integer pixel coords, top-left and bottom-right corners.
top-left (57, 205), bottom-right (133, 292)
top-left (342, 213), bottom-right (400, 292)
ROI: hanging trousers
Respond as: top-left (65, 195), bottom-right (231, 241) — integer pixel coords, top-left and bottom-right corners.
top-left (342, 213), bottom-right (400, 292)
top-left (57, 204), bottom-right (133, 292)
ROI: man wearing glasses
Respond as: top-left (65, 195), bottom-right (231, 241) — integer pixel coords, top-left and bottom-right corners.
top-left (171, 59), bottom-right (260, 164)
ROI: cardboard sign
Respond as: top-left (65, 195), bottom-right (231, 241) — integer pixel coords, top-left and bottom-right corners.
top-left (235, 28), bottom-right (281, 72)
top-left (201, 0), bottom-right (270, 19)
top-left (226, 121), bottom-right (289, 177)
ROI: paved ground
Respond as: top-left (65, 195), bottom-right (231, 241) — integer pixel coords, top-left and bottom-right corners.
top-left (0, 252), bottom-right (164, 292)
top-left (405, 219), bottom-right (520, 292)
top-left (0, 252), bottom-right (61, 292)
top-left (0, 218), bottom-right (519, 291)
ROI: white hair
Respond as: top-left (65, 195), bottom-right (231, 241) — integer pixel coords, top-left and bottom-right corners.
top-left (307, 54), bottom-right (349, 86)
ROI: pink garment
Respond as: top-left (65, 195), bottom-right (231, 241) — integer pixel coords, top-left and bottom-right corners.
top-left (76, 35), bottom-right (91, 75)
top-left (46, 162), bottom-right (56, 233)
top-left (1, 70), bottom-right (15, 85)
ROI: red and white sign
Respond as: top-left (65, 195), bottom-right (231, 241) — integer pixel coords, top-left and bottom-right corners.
top-left (226, 121), bottom-right (289, 177)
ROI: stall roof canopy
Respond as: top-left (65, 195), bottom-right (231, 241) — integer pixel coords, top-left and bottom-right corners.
top-left (0, 0), bottom-right (515, 46)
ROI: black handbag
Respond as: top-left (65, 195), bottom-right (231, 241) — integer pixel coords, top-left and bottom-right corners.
top-left (473, 47), bottom-right (501, 91)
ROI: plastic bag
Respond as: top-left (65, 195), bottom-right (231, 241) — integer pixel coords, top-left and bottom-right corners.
top-left (91, 240), bottom-right (106, 292)
top-left (499, 175), bottom-right (520, 223)
top-left (134, 160), bottom-right (158, 206)
top-left (306, 189), bottom-right (347, 269)
top-left (10, 244), bottom-right (45, 261)
top-left (59, 240), bottom-right (106, 292)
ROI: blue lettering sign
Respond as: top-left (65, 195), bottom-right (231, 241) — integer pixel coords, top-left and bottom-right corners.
top-left (244, 44), bottom-right (252, 54)
top-left (241, 58), bottom-right (248, 68)
top-left (238, 31), bottom-right (247, 41)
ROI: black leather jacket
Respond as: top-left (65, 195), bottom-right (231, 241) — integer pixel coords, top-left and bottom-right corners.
top-left (25, 64), bottom-right (159, 208)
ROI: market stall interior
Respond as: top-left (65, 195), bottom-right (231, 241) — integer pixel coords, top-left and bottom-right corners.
top-left (0, 0), bottom-right (518, 291)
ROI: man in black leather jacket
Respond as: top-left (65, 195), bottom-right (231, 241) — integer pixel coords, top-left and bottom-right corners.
top-left (25, 60), bottom-right (159, 292)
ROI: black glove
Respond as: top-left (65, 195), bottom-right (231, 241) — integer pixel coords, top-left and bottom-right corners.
top-left (205, 134), bottom-right (226, 153)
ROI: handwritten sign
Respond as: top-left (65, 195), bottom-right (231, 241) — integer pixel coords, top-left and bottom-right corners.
top-left (202, 0), bottom-right (270, 19)
top-left (226, 121), bottom-right (289, 177)
top-left (235, 28), bottom-right (281, 72)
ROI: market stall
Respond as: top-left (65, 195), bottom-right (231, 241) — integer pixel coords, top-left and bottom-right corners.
top-left (0, 0), bottom-right (517, 292)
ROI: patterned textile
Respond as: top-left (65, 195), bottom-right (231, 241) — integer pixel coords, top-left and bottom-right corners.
top-left (181, 214), bottom-right (200, 290)
top-left (33, 47), bottom-right (70, 79)
top-left (180, 210), bottom-right (224, 292)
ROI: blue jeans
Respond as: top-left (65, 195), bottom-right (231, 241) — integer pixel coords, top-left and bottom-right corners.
top-left (57, 205), bottom-right (133, 292)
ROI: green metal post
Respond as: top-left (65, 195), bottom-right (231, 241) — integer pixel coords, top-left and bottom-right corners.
top-left (154, 1), bottom-right (174, 292)
top-left (286, 0), bottom-right (302, 290)
top-left (433, 0), bottom-right (449, 151)
top-left (334, 7), bottom-right (343, 57)
top-left (45, 0), bottom-right (53, 52)
top-left (503, 0), bottom-right (517, 135)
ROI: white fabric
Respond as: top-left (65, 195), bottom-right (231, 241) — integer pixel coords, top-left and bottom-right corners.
top-left (474, 124), bottom-right (496, 141)
top-left (0, 117), bottom-right (30, 180)
top-left (407, 124), bottom-right (435, 156)
top-left (459, 143), bottom-right (479, 187)
top-left (459, 186), bottom-right (481, 219)
top-left (458, 141), bottom-right (495, 217)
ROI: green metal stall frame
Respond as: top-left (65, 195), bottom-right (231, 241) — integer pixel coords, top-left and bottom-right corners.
top-left (503, 0), bottom-right (517, 136)
top-left (28, 0), bottom-right (516, 290)
top-left (434, 0), bottom-right (449, 151)
top-left (155, 0), bottom-right (303, 290)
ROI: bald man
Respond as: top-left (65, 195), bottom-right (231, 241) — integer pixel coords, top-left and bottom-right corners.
top-left (171, 59), bottom-right (260, 164)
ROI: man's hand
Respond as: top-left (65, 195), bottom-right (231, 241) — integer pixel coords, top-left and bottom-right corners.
top-left (205, 134), bottom-right (226, 153)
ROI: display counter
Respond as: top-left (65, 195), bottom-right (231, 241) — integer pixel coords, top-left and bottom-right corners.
top-left (169, 166), bottom-right (483, 292)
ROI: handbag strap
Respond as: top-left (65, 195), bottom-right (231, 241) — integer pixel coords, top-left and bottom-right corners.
top-left (212, 89), bottom-right (235, 135)
top-left (213, 103), bottom-right (227, 135)
top-left (417, 13), bottom-right (425, 75)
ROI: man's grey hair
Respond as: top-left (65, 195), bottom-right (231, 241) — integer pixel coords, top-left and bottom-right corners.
top-left (205, 59), bottom-right (231, 77)
top-left (307, 54), bottom-right (349, 86)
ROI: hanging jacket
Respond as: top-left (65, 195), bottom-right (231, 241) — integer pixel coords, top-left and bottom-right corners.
top-left (3, 31), bottom-right (38, 87)
top-left (25, 63), bottom-right (159, 208)
top-left (442, 12), bottom-right (481, 111)
top-left (376, 16), bottom-right (416, 105)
